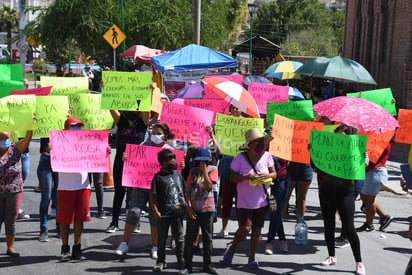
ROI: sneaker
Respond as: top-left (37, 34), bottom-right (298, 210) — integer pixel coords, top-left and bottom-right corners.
top-left (17, 209), bottom-right (30, 220)
top-left (153, 262), bottom-right (166, 272)
top-left (151, 246), bottom-right (158, 259)
top-left (34, 185), bottom-right (41, 193)
top-left (49, 208), bottom-right (57, 218)
top-left (356, 262), bottom-right (366, 275)
top-left (204, 265), bottom-right (219, 275)
top-left (71, 244), bottom-right (85, 261)
top-left (105, 224), bottom-right (118, 233)
top-left (133, 223), bottom-right (141, 233)
top-left (379, 215), bottom-right (393, 231)
top-left (321, 256), bottom-right (337, 266)
top-left (223, 245), bottom-right (233, 264)
top-left (247, 260), bottom-right (260, 269)
top-left (58, 245), bottom-right (71, 262)
top-left (264, 242), bottom-right (273, 255)
top-left (335, 237), bottom-right (350, 248)
top-left (39, 231), bottom-right (49, 242)
top-left (279, 240), bottom-right (288, 252)
top-left (116, 242), bottom-right (128, 255)
top-left (216, 229), bottom-right (228, 238)
top-left (356, 223), bottom-right (374, 232)
top-left (97, 211), bottom-right (106, 219)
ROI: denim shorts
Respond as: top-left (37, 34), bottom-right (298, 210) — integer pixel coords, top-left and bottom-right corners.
top-left (361, 167), bottom-right (388, 196)
top-left (288, 162), bottom-right (313, 182)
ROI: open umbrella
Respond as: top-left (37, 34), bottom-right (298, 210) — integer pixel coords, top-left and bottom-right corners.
top-left (288, 86), bottom-right (305, 100)
top-left (263, 61), bottom-right (303, 80)
top-left (120, 45), bottom-right (167, 66)
top-left (243, 75), bottom-right (273, 89)
top-left (313, 96), bottom-right (399, 133)
top-left (201, 77), bottom-right (260, 118)
top-left (172, 83), bottom-right (204, 100)
top-left (295, 56), bottom-right (377, 85)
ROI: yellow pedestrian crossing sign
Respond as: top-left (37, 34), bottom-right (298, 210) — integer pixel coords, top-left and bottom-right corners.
top-left (103, 24), bottom-right (126, 49)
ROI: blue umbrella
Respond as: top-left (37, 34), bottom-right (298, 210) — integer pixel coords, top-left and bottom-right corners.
top-left (288, 86), bottom-right (304, 100)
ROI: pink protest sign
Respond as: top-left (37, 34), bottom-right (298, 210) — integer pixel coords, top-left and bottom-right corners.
top-left (9, 86), bottom-right (52, 96)
top-left (248, 82), bottom-right (288, 114)
top-left (184, 99), bottom-right (228, 120)
top-left (122, 144), bottom-right (185, 189)
top-left (160, 101), bottom-right (214, 146)
top-left (49, 130), bottom-right (109, 173)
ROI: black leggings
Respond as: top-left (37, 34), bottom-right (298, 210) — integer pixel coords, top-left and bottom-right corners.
top-left (319, 180), bottom-right (362, 262)
top-left (110, 154), bottom-right (126, 227)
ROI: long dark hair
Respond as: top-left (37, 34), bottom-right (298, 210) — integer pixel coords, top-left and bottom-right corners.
top-left (153, 123), bottom-right (175, 141)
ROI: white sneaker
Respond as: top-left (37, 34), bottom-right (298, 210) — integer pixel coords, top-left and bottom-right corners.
top-left (264, 242), bottom-right (273, 255)
top-left (151, 246), bottom-right (158, 259)
top-left (321, 256), bottom-right (337, 266)
top-left (279, 240), bottom-right (288, 252)
top-left (49, 208), bottom-right (57, 218)
top-left (356, 262), bottom-right (366, 275)
top-left (217, 229), bottom-right (228, 238)
top-left (17, 209), bottom-right (30, 220)
top-left (116, 242), bottom-right (128, 255)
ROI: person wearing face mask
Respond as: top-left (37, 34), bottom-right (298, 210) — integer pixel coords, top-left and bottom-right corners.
top-left (115, 123), bottom-right (176, 260)
top-left (223, 128), bottom-right (276, 269)
top-left (106, 110), bottom-right (151, 233)
top-left (0, 130), bottom-right (33, 257)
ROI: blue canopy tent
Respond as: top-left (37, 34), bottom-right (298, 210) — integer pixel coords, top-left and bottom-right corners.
top-left (151, 44), bottom-right (237, 72)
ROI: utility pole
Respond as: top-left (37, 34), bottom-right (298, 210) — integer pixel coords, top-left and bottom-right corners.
top-left (19, 0), bottom-right (27, 79)
top-left (193, 0), bottom-right (201, 44)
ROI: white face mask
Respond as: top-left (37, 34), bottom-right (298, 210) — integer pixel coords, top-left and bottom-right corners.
top-left (150, 134), bottom-right (164, 145)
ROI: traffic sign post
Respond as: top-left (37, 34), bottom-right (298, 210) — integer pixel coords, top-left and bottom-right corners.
top-left (103, 24), bottom-right (126, 71)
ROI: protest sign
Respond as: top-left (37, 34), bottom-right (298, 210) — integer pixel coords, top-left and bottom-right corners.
top-left (33, 96), bottom-right (69, 138)
top-left (122, 144), bottom-right (185, 189)
top-left (400, 164), bottom-right (412, 189)
top-left (0, 95), bottom-right (36, 131)
top-left (101, 71), bottom-right (152, 111)
top-left (347, 88), bottom-right (396, 116)
top-left (184, 98), bottom-right (228, 117)
top-left (358, 130), bottom-right (394, 163)
top-left (266, 100), bottom-right (314, 126)
top-left (9, 86), bottom-right (52, 96)
top-left (408, 145), bottom-right (412, 170)
top-left (49, 130), bottom-right (109, 173)
top-left (215, 113), bottom-right (264, 156)
top-left (248, 83), bottom-right (288, 114)
top-left (160, 102), bottom-right (214, 146)
top-left (270, 115), bottom-right (323, 164)
top-left (323, 125), bottom-right (339, 133)
top-left (395, 109), bottom-right (412, 144)
top-left (309, 130), bottom-right (367, 180)
top-left (69, 94), bottom-right (113, 130)
top-left (41, 76), bottom-right (88, 95)
top-left (0, 64), bottom-right (24, 98)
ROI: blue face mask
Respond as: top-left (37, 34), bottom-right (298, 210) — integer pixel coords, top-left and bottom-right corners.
top-left (0, 139), bottom-right (11, 149)
top-left (70, 125), bottom-right (82, 130)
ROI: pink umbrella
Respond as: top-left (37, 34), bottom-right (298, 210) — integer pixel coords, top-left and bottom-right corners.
top-left (120, 45), bottom-right (167, 66)
top-left (313, 96), bottom-right (399, 133)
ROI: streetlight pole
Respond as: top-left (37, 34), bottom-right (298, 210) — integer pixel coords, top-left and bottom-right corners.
top-left (248, 3), bottom-right (257, 76)
top-left (121, 0), bottom-right (126, 70)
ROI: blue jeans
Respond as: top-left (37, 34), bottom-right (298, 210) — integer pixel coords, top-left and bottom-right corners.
top-left (37, 154), bottom-right (59, 232)
top-left (21, 152), bottom-right (30, 182)
top-left (267, 178), bottom-right (289, 243)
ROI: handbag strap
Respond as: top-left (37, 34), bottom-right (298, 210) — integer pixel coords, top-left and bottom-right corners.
top-left (243, 153), bottom-right (270, 196)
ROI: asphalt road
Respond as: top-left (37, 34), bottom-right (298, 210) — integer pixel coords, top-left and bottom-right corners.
top-left (1, 139), bottom-right (411, 275)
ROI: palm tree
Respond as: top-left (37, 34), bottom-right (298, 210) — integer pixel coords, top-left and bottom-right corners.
top-left (0, 5), bottom-right (19, 52)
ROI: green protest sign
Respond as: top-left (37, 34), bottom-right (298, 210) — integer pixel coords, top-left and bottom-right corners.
top-left (266, 100), bottom-right (314, 126)
top-left (215, 113), bottom-right (264, 156)
top-left (0, 95), bottom-right (36, 131)
top-left (33, 96), bottom-right (69, 138)
top-left (69, 94), bottom-right (114, 130)
top-left (347, 88), bottom-right (396, 116)
top-left (309, 130), bottom-right (367, 180)
top-left (101, 71), bottom-right (152, 111)
top-left (40, 76), bottom-right (89, 95)
top-left (0, 64), bottom-right (24, 98)
top-left (323, 125), bottom-right (339, 133)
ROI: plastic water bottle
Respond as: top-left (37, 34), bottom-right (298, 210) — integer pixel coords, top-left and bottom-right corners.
top-left (295, 216), bottom-right (308, 245)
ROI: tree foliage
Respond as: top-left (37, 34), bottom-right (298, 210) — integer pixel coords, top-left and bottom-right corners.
top-left (0, 5), bottom-right (19, 52)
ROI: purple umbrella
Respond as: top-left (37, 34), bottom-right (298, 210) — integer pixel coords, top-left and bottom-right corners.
top-left (172, 83), bottom-right (204, 99)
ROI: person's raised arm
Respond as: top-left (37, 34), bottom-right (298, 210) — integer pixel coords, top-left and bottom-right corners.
top-left (16, 130), bottom-right (33, 154)
top-left (206, 125), bottom-right (222, 158)
top-left (110, 110), bottom-right (121, 127)
top-left (141, 111), bottom-right (151, 126)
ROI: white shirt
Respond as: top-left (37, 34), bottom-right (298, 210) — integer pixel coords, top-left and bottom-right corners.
top-left (58, 172), bottom-right (90, 191)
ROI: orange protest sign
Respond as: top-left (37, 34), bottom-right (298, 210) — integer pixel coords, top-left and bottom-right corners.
top-left (151, 83), bottom-right (163, 114)
top-left (358, 130), bottom-right (394, 163)
top-left (395, 109), bottom-right (412, 144)
top-left (269, 114), bottom-right (323, 164)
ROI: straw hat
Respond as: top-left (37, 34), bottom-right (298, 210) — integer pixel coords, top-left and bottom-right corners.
top-left (239, 128), bottom-right (273, 150)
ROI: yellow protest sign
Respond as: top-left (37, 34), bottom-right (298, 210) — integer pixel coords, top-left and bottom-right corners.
top-left (215, 113), bottom-right (264, 156)
top-left (40, 76), bottom-right (89, 95)
top-left (101, 71), bottom-right (152, 111)
top-left (103, 24), bottom-right (126, 49)
top-left (0, 95), bottom-right (36, 131)
top-left (33, 96), bottom-right (69, 138)
top-left (69, 94), bottom-right (114, 130)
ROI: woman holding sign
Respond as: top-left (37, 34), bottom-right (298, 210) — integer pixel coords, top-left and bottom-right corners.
top-left (0, 130), bottom-right (33, 257)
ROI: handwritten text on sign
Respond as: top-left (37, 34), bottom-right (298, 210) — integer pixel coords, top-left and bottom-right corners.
top-left (358, 130), bottom-right (394, 163)
top-left (270, 115), bottom-right (323, 164)
top-left (0, 95), bottom-right (36, 131)
top-left (248, 82), bottom-right (288, 114)
top-left (309, 130), bottom-right (367, 180)
top-left (122, 144), bottom-right (184, 189)
top-left (41, 76), bottom-right (88, 95)
top-left (395, 109), bottom-right (412, 144)
top-left (9, 86), bottom-right (52, 96)
top-left (266, 100), bottom-right (314, 126)
top-left (34, 96), bottom-right (69, 138)
top-left (50, 130), bottom-right (109, 173)
top-left (184, 99), bottom-right (228, 117)
top-left (101, 71), bottom-right (152, 111)
top-left (347, 88), bottom-right (396, 116)
top-left (160, 102), bottom-right (214, 146)
top-left (215, 113), bottom-right (264, 157)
